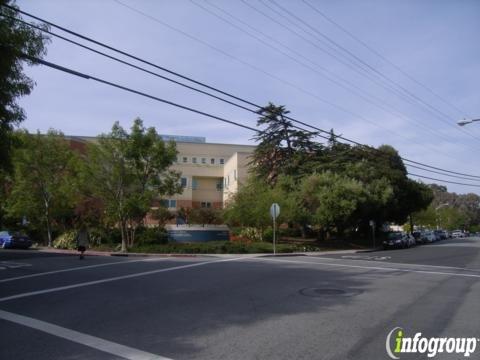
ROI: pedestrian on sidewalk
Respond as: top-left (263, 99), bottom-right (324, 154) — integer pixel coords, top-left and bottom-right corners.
top-left (76, 224), bottom-right (89, 260)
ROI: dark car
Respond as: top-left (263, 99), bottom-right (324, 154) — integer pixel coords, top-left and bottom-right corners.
top-left (0, 230), bottom-right (32, 249)
top-left (383, 232), bottom-right (411, 249)
top-left (412, 231), bottom-right (423, 245)
top-left (433, 230), bottom-right (446, 241)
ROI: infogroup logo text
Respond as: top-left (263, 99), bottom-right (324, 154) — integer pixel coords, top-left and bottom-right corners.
top-left (386, 327), bottom-right (479, 359)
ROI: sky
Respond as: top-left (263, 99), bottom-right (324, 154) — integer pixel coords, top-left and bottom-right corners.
top-left (13, 0), bottom-right (480, 195)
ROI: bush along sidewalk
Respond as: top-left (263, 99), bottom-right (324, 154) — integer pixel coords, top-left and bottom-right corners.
top-left (128, 241), bottom-right (321, 254)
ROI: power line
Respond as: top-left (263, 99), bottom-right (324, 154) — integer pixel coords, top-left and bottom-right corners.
top-left (21, 54), bottom-right (480, 188)
top-left (408, 173), bottom-right (480, 188)
top-left (190, 0), bottom-right (460, 151)
top-left (112, 0), bottom-right (474, 155)
top-left (20, 54), bottom-right (258, 133)
top-left (6, 0), bottom-right (456, 160)
top-left (265, 0), bottom-right (480, 143)
top-left (2, 4), bottom-right (480, 181)
top-left (302, 0), bottom-right (470, 119)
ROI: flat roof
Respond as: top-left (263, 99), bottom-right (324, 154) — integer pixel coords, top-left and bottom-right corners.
top-left (65, 135), bottom-right (256, 148)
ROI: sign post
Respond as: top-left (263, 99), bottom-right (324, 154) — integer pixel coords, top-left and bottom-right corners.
top-left (270, 203), bottom-right (280, 255)
top-left (369, 220), bottom-right (376, 249)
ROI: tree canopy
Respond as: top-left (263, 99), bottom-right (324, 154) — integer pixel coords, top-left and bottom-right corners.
top-left (232, 103), bottom-right (434, 240)
top-left (83, 119), bottom-right (181, 251)
top-left (0, 0), bottom-right (49, 171)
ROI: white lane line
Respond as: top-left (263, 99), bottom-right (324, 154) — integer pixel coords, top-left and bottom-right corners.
top-left (255, 257), bottom-right (480, 279)
top-left (0, 309), bottom-right (171, 360)
top-left (0, 258), bottom-right (163, 283)
top-left (0, 257), bottom-right (243, 303)
top-left (312, 256), bottom-right (480, 273)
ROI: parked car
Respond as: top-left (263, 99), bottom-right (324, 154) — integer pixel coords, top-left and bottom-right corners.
top-left (383, 232), bottom-right (413, 249)
top-left (412, 231), bottom-right (423, 245)
top-left (452, 230), bottom-right (464, 238)
top-left (421, 230), bottom-right (436, 243)
top-left (433, 230), bottom-right (446, 241)
top-left (0, 230), bottom-right (32, 249)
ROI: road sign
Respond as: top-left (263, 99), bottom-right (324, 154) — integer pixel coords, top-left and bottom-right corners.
top-left (270, 203), bottom-right (280, 219)
top-left (270, 203), bottom-right (280, 255)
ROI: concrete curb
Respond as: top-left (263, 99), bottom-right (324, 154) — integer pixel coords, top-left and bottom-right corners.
top-left (27, 247), bottom-right (373, 258)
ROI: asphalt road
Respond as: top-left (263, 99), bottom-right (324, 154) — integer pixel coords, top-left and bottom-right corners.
top-left (1, 237), bottom-right (480, 360)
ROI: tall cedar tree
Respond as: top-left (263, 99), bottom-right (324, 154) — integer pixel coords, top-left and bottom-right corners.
top-left (251, 103), bottom-right (322, 185)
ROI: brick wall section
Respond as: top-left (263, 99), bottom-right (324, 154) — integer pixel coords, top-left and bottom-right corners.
top-left (177, 200), bottom-right (193, 209)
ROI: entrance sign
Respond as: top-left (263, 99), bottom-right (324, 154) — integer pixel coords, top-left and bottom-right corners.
top-left (270, 203), bottom-right (280, 255)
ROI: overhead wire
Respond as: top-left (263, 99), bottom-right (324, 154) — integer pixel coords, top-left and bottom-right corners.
top-left (301, 0), bottom-right (470, 119)
top-left (190, 0), bottom-right (463, 152)
top-left (17, 54), bottom-right (480, 188)
top-left (2, 3), bottom-right (480, 184)
top-left (265, 0), bottom-right (480, 142)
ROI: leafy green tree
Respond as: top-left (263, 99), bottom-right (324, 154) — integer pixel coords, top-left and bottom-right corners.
top-left (83, 119), bottom-right (180, 251)
top-left (151, 206), bottom-right (174, 227)
top-left (272, 175), bottom-right (312, 238)
top-left (188, 208), bottom-right (223, 226)
top-left (299, 172), bottom-right (369, 239)
top-left (251, 103), bottom-right (322, 185)
top-left (223, 177), bottom-right (279, 239)
top-left (0, 1), bottom-right (49, 171)
top-left (6, 130), bottom-right (79, 245)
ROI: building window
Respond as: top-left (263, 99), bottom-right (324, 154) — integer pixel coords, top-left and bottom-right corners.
top-left (192, 178), bottom-right (198, 190)
top-left (161, 199), bottom-right (176, 208)
top-left (216, 179), bottom-right (223, 191)
top-left (181, 177), bottom-right (187, 188)
top-left (210, 158), bottom-right (215, 165)
top-left (219, 158), bottom-right (224, 165)
top-left (182, 157), bottom-right (188, 163)
top-left (201, 158), bottom-right (206, 164)
top-left (192, 157), bottom-right (197, 164)
top-left (201, 202), bottom-right (211, 208)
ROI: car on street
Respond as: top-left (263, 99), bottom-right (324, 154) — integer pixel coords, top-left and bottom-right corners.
top-left (0, 230), bottom-right (32, 249)
top-left (434, 230), bottom-right (446, 241)
top-left (421, 230), bottom-right (436, 243)
top-left (412, 231), bottom-right (423, 245)
top-left (383, 232), bottom-right (414, 249)
top-left (452, 230), bottom-right (464, 238)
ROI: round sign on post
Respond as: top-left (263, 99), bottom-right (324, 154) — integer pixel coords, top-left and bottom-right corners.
top-left (270, 203), bottom-right (280, 255)
top-left (270, 203), bottom-right (280, 219)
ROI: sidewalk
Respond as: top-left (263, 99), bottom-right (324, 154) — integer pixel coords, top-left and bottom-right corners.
top-left (30, 247), bottom-right (372, 258)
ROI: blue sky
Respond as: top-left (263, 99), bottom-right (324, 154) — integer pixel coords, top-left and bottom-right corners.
top-left (15, 0), bottom-right (480, 195)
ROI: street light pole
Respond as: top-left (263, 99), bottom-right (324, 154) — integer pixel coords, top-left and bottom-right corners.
top-left (435, 203), bottom-right (449, 230)
top-left (457, 118), bottom-right (480, 127)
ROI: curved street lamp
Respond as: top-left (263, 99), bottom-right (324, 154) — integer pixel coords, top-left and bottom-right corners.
top-left (458, 118), bottom-right (480, 126)
top-left (435, 203), bottom-right (449, 230)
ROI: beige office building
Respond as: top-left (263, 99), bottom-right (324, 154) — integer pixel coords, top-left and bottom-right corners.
top-left (66, 134), bottom-right (255, 211)
top-left (160, 135), bottom-right (255, 210)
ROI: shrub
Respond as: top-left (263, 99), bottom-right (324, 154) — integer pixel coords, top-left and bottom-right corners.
top-left (53, 230), bottom-right (77, 249)
top-left (263, 227), bottom-right (274, 243)
top-left (239, 227), bottom-right (263, 242)
top-left (135, 227), bottom-right (169, 245)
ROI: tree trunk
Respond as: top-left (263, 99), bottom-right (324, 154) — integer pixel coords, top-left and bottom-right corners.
top-left (120, 220), bottom-right (127, 252)
top-left (300, 225), bottom-right (306, 239)
top-left (46, 217), bottom-right (52, 247)
top-left (44, 200), bottom-right (52, 247)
